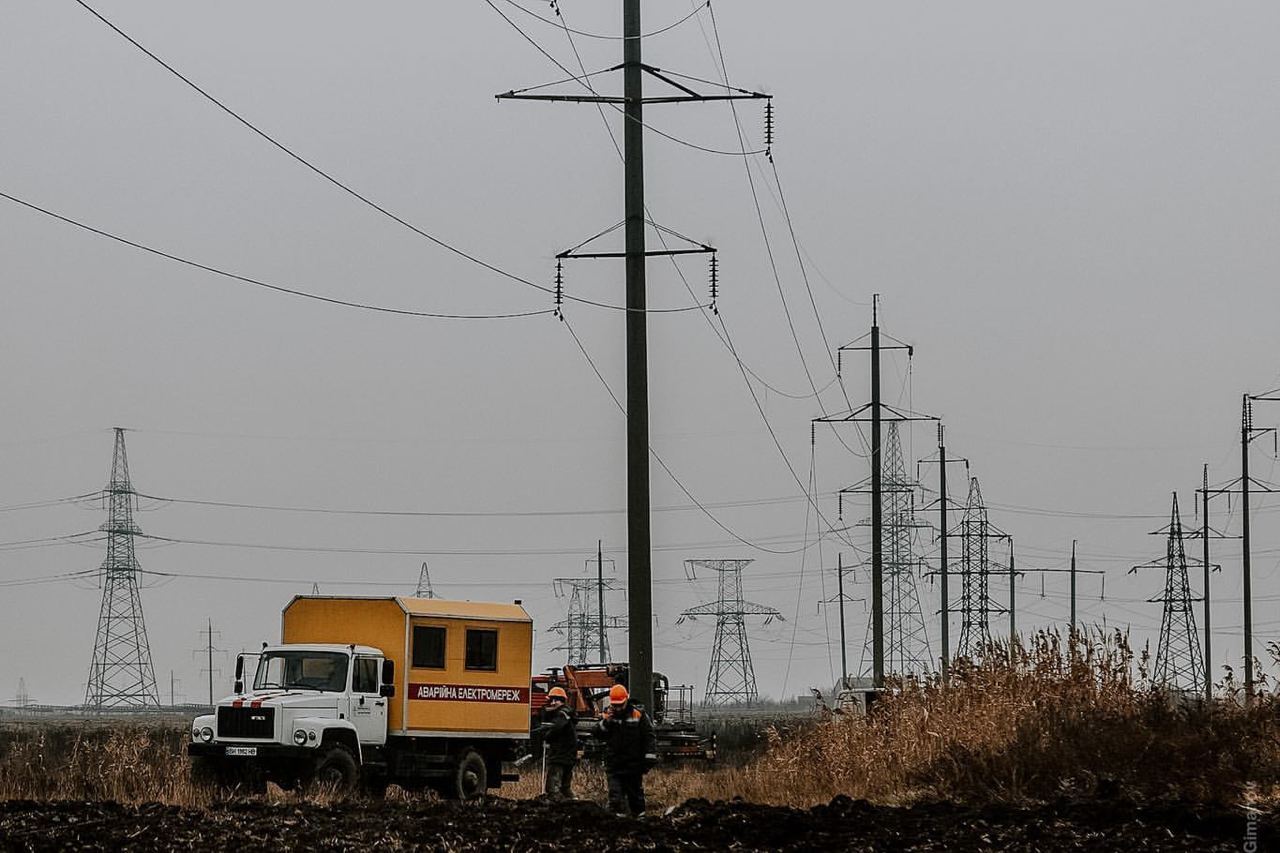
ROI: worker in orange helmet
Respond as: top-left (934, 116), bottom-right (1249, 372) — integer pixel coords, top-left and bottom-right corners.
top-left (596, 682), bottom-right (658, 816)
top-left (535, 685), bottom-right (578, 800)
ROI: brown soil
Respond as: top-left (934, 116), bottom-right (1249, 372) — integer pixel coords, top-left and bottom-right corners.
top-left (0, 795), bottom-right (1259, 852)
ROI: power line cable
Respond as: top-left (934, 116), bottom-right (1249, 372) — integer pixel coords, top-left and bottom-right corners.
top-left (69, 0), bottom-right (685, 314)
top-left (561, 317), bottom-right (807, 555)
top-left (498, 0), bottom-right (708, 41)
top-left (546, 3), bottom-right (821, 401)
top-left (483, 0), bottom-right (765, 157)
top-left (0, 492), bottom-right (103, 513)
top-left (135, 490), bottom-right (820, 518)
top-left (0, 190), bottom-right (553, 321)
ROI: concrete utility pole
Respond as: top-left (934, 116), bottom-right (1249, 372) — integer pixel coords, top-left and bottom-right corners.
top-left (817, 553), bottom-right (863, 688)
top-left (1194, 465), bottom-right (1233, 701)
top-left (815, 302), bottom-right (931, 688)
top-left (869, 304), bottom-right (884, 687)
top-left (620, 0), bottom-right (655, 711)
top-left (1201, 465), bottom-right (1211, 698)
top-left (920, 424), bottom-right (967, 679)
top-left (597, 540), bottom-right (607, 664)
top-left (1009, 540), bottom-right (1017, 648)
top-left (939, 427), bottom-right (949, 674)
top-left (1070, 540), bottom-right (1077, 633)
top-left (498, 1), bottom-right (768, 710)
top-left (1240, 392), bottom-right (1280, 701)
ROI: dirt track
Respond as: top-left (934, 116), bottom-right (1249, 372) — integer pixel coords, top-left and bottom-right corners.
top-left (0, 796), bottom-right (1259, 851)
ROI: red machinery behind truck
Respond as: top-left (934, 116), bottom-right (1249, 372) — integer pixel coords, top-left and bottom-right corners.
top-left (531, 663), bottom-right (715, 762)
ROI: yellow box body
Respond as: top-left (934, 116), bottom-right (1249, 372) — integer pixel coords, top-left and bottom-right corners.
top-left (281, 596), bottom-right (533, 737)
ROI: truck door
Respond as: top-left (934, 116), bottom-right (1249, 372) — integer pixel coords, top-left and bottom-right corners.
top-left (350, 655), bottom-right (388, 745)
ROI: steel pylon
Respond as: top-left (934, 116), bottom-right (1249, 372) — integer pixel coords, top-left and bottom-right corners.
top-left (1133, 494), bottom-right (1205, 693)
top-left (84, 428), bottom-right (159, 709)
top-left (415, 561), bottom-right (437, 598)
top-left (680, 560), bottom-right (783, 707)
top-left (549, 575), bottom-right (623, 665)
top-left (858, 423), bottom-right (932, 677)
top-left (956, 476), bottom-right (1006, 659)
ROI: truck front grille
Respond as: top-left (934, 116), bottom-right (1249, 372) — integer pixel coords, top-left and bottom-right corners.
top-left (217, 706), bottom-right (275, 739)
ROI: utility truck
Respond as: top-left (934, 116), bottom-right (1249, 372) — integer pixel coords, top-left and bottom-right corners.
top-left (188, 595), bottom-right (532, 798)
top-left (531, 663), bottom-right (716, 762)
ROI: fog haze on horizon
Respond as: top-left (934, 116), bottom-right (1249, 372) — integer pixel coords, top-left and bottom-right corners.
top-left (2, 1), bottom-right (1278, 705)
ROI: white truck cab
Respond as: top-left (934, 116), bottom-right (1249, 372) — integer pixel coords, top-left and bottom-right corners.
top-left (190, 643), bottom-right (393, 792)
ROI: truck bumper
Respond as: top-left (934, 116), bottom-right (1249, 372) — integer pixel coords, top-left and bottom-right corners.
top-left (188, 742), bottom-right (314, 761)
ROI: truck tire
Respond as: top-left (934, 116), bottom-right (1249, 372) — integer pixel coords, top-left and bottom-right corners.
top-left (439, 749), bottom-right (487, 801)
top-left (312, 745), bottom-right (360, 795)
top-left (190, 756), bottom-right (227, 790)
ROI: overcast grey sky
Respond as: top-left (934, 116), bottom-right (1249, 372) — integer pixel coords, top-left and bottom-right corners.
top-left (2, 1), bottom-right (1279, 705)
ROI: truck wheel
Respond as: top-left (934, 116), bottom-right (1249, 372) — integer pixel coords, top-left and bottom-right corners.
top-left (312, 745), bottom-right (360, 795)
top-left (441, 749), bottom-right (487, 801)
top-left (190, 756), bottom-right (226, 791)
top-left (362, 776), bottom-right (390, 799)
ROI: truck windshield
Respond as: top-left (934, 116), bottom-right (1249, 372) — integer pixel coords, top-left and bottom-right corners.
top-left (254, 651), bottom-right (349, 692)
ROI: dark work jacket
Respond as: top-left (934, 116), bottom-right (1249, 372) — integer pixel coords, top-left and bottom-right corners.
top-left (537, 704), bottom-right (578, 764)
top-left (596, 702), bottom-right (657, 775)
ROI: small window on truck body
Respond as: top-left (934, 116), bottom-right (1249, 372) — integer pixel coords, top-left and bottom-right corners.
top-left (353, 657), bottom-right (379, 693)
top-left (412, 626), bottom-right (446, 669)
top-left (465, 629), bottom-right (498, 671)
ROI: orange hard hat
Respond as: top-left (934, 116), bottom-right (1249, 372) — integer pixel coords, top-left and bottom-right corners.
top-left (547, 687), bottom-right (568, 701)
top-left (609, 684), bottom-right (629, 704)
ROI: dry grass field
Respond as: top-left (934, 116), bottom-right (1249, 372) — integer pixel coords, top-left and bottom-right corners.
top-left (0, 631), bottom-right (1275, 813)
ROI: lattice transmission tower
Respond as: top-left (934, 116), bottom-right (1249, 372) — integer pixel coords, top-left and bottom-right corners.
top-left (679, 560), bottom-right (782, 707)
top-left (84, 428), bottom-right (160, 709)
top-left (1130, 493), bottom-right (1205, 693)
top-left (955, 476), bottom-right (1008, 659)
top-left (415, 561), bottom-right (437, 598)
top-left (549, 576), bottom-right (624, 665)
top-left (549, 548), bottom-right (623, 665)
top-left (856, 422), bottom-right (932, 677)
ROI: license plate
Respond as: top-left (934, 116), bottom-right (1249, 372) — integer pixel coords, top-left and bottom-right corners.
top-left (225, 746), bottom-right (258, 757)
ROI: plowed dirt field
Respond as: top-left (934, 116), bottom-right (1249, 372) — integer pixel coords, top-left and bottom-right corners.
top-left (0, 795), bottom-right (1260, 851)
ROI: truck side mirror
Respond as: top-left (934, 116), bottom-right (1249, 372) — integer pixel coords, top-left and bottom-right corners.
top-left (233, 654), bottom-right (244, 694)
top-left (381, 659), bottom-right (395, 697)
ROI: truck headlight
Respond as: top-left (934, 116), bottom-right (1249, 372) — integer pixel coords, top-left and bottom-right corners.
top-left (293, 729), bottom-right (307, 745)
top-left (200, 727), bottom-right (214, 743)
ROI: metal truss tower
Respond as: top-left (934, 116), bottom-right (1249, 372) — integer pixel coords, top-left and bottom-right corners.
top-left (858, 423), bottom-right (932, 677)
top-left (84, 428), bottom-right (160, 709)
top-left (1132, 493), bottom-right (1205, 693)
top-left (415, 561), bottom-right (437, 598)
top-left (549, 574), bottom-right (623, 665)
top-left (956, 476), bottom-right (1006, 659)
top-left (679, 560), bottom-right (782, 707)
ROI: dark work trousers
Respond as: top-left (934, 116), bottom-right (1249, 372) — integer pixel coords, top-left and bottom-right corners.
top-left (607, 771), bottom-right (646, 816)
top-left (544, 762), bottom-right (574, 799)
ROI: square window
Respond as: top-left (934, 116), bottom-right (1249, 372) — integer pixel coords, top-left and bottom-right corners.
top-left (412, 626), bottom-right (447, 669)
top-left (353, 657), bottom-right (379, 693)
top-left (465, 629), bottom-right (498, 671)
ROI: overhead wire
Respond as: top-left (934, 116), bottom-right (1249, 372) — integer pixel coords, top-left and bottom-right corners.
top-left (561, 316), bottom-right (807, 555)
top-left (541, 3), bottom-right (855, 561)
top-left (483, 0), bottom-right (765, 157)
top-left (67, 0), bottom-right (684, 315)
top-left (0, 190), bottom-right (553, 321)
top-left (699, 2), bottom-right (873, 468)
top-left (498, 0), bottom-right (708, 41)
top-left (0, 492), bottom-right (103, 513)
top-left (545, 2), bottom-right (823, 401)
